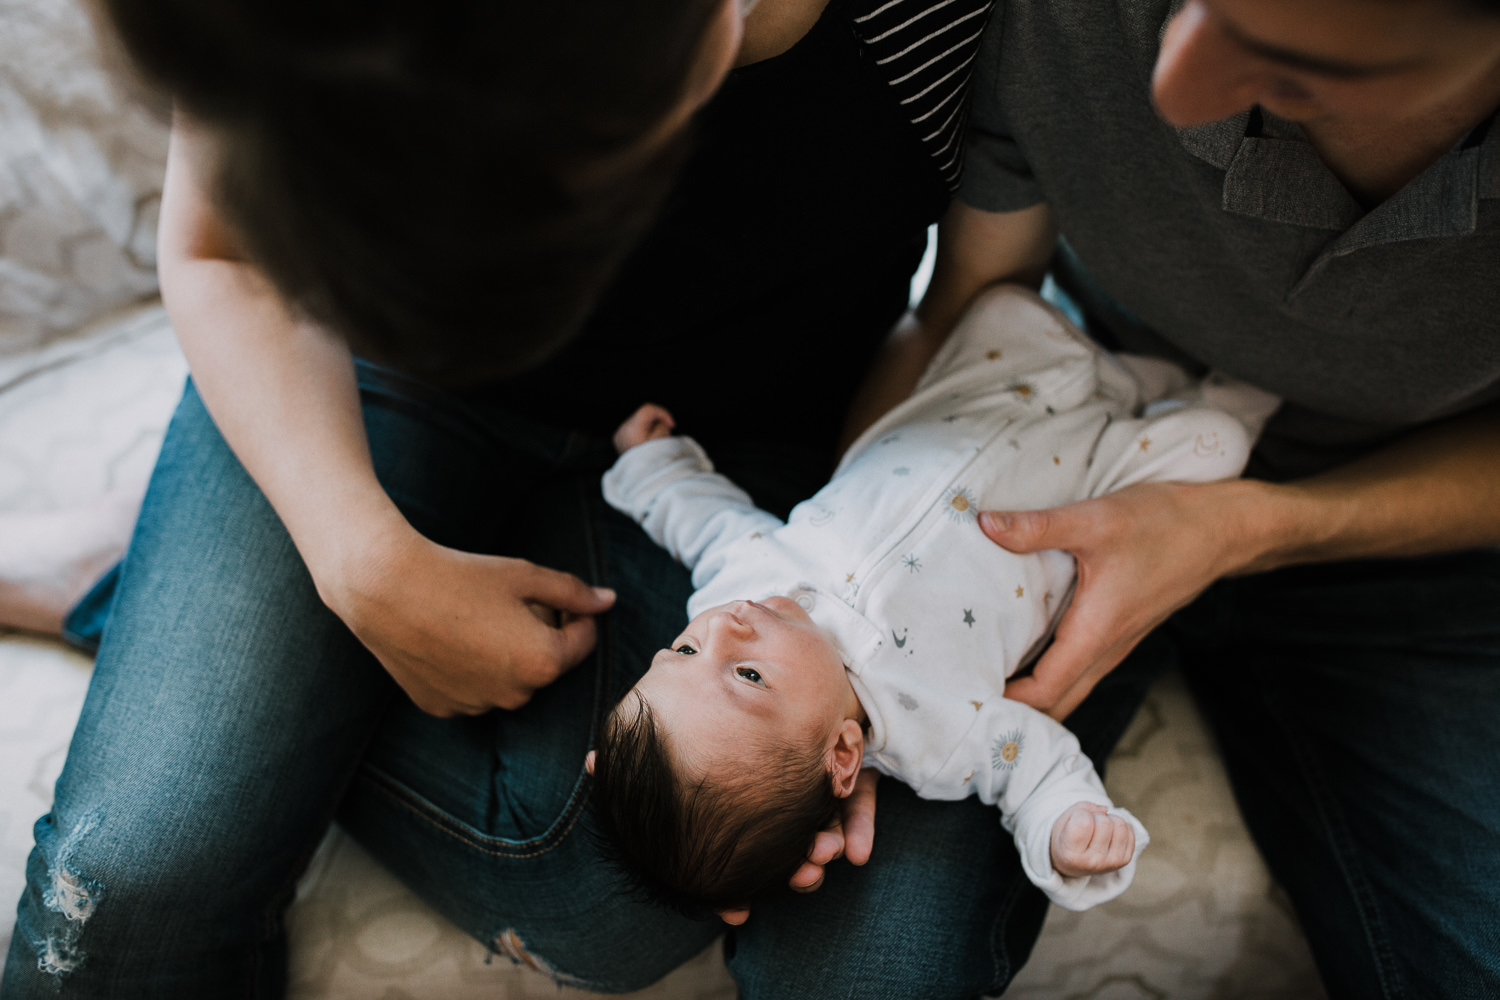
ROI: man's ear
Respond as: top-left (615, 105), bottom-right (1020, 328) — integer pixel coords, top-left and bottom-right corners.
top-left (584, 750), bottom-right (596, 775)
top-left (827, 719), bottom-right (865, 798)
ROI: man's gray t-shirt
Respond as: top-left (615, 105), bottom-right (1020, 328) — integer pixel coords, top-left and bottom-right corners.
top-left (958, 0), bottom-right (1500, 479)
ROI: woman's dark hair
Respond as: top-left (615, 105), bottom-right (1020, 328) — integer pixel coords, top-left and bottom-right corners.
top-left (591, 693), bottom-right (841, 916)
top-left (97, 0), bottom-right (725, 383)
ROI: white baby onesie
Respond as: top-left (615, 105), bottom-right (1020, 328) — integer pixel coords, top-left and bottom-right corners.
top-left (603, 285), bottom-right (1278, 910)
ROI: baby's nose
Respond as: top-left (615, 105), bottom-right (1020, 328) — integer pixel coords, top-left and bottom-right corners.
top-left (714, 609), bottom-right (754, 636)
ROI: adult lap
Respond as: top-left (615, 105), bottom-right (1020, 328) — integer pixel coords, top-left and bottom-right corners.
top-left (4, 370), bottom-right (712, 994)
top-left (4, 381), bottom-right (403, 994)
top-left (1173, 551), bottom-right (1500, 999)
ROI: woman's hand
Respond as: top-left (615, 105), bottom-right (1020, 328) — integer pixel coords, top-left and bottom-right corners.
top-left (717, 768), bottom-right (880, 925)
top-left (322, 514), bottom-right (616, 717)
top-left (981, 479), bottom-right (1271, 720)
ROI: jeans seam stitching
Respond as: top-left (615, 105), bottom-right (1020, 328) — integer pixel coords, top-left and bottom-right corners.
top-left (358, 766), bottom-right (589, 859)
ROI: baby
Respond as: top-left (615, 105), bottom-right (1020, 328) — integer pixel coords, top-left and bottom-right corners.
top-left (588, 284), bottom-right (1278, 914)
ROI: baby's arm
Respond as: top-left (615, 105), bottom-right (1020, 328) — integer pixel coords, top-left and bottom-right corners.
top-left (602, 404), bottom-right (784, 583)
top-left (919, 697), bottom-right (1147, 910)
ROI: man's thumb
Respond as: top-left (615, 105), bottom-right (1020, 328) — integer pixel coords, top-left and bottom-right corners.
top-left (979, 509), bottom-right (1057, 553)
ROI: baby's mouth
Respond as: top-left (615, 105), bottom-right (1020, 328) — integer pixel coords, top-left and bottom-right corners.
top-left (743, 599), bottom-right (780, 620)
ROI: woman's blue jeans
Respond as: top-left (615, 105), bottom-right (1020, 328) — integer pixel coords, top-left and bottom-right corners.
top-left (2, 366), bottom-right (1116, 997)
top-left (5, 364), bottom-right (1500, 998)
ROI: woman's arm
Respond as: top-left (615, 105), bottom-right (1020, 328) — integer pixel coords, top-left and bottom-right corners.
top-left (839, 200), bottom-right (1056, 447)
top-left (159, 118), bottom-right (613, 716)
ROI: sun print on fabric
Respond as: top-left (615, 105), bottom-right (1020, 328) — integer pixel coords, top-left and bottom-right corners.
top-left (992, 729), bottom-right (1025, 771)
top-left (943, 485), bottom-right (979, 523)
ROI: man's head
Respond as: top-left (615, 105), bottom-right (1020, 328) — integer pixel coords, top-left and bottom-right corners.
top-left (1152, 0), bottom-right (1500, 128)
top-left (95, 0), bottom-right (741, 383)
top-left (588, 598), bottom-right (866, 912)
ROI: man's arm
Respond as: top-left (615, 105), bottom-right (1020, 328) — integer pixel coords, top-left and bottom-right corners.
top-left (159, 118), bottom-right (613, 716)
top-left (839, 200), bottom-right (1056, 447)
top-left (910, 198), bottom-right (1500, 717)
top-left (987, 403), bottom-right (1500, 718)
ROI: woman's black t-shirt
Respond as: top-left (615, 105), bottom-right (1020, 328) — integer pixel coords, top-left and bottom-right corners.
top-left (488, 0), bottom-right (952, 461)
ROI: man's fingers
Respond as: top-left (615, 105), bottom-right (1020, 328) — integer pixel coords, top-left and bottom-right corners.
top-left (788, 770), bottom-right (880, 894)
top-left (809, 828), bottom-right (844, 867)
top-left (979, 506), bottom-right (1066, 554)
top-left (1003, 628), bottom-right (1094, 717)
top-left (790, 862), bottom-right (825, 893)
top-left (841, 769), bottom-right (879, 866)
top-left (787, 830), bottom-right (839, 893)
top-left (717, 906), bottom-right (750, 926)
top-left (1006, 604), bottom-right (1130, 719)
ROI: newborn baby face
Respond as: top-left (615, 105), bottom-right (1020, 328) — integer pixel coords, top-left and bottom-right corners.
top-left (634, 598), bottom-right (861, 779)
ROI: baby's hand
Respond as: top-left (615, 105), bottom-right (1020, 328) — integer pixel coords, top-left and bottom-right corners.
top-left (613, 403), bottom-right (676, 454)
top-left (1050, 802), bottom-right (1135, 878)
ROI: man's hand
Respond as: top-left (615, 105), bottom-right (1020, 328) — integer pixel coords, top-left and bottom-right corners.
top-left (324, 521), bottom-right (615, 716)
top-left (1050, 802), bottom-right (1135, 878)
top-left (981, 479), bottom-right (1262, 720)
top-left (717, 768), bottom-right (880, 925)
top-left (614, 403), bottom-right (676, 454)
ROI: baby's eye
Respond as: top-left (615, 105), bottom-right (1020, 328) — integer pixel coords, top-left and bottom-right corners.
top-left (674, 643), bottom-right (698, 655)
top-left (736, 666), bottom-right (765, 686)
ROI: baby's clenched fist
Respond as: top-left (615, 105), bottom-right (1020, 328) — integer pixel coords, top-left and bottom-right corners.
top-left (1050, 801), bottom-right (1135, 878)
top-left (613, 403), bottom-right (676, 453)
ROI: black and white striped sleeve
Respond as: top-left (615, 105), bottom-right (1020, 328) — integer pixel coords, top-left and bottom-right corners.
top-left (850, 0), bottom-right (996, 190)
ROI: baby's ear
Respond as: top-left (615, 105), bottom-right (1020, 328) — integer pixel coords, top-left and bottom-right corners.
top-left (828, 719), bottom-right (865, 798)
top-left (584, 750), bottom-right (597, 775)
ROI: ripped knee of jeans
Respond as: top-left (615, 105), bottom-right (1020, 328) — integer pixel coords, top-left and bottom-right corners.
top-left (32, 811), bottom-right (106, 978)
top-left (490, 928), bottom-right (590, 988)
top-left (493, 928), bottom-right (550, 974)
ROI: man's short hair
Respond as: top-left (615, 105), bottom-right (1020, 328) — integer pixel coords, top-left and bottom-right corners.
top-left (591, 692), bottom-right (841, 916)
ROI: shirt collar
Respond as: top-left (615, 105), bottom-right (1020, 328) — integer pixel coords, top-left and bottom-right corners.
top-left (1161, 0), bottom-right (1499, 245)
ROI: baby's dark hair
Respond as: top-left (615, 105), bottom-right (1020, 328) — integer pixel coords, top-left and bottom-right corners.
top-left (591, 692), bottom-right (840, 916)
